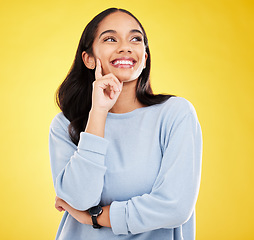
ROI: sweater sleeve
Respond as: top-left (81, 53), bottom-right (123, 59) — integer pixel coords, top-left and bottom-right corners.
top-left (49, 115), bottom-right (109, 210)
top-left (109, 110), bottom-right (202, 235)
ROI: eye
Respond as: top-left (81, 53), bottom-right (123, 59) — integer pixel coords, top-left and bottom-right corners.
top-left (131, 36), bottom-right (142, 42)
top-left (103, 37), bottom-right (116, 42)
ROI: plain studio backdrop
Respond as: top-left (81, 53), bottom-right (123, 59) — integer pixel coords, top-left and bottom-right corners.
top-left (0, 0), bottom-right (253, 239)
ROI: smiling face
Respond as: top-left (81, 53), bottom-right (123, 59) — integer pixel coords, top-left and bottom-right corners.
top-left (85, 11), bottom-right (148, 82)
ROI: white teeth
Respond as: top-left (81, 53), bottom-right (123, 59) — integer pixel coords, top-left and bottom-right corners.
top-left (113, 60), bottom-right (134, 65)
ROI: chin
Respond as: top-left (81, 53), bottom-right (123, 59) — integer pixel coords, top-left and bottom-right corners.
top-left (117, 76), bottom-right (138, 83)
top-left (114, 72), bottom-right (139, 82)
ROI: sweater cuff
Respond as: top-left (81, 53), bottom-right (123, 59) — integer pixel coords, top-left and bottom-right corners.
top-left (110, 201), bottom-right (128, 235)
top-left (78, 132), bottom-right (109, 154)
top-left (77, 132), bottom-right (109, 165)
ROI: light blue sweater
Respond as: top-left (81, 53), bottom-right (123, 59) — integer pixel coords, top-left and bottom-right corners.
top-left (49, 97), bottom-right (202, 240)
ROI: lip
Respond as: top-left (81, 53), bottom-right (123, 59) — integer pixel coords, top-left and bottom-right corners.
top-left (110, 57), bottom-right (137, 68)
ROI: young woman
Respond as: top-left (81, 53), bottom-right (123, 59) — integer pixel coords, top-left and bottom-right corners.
top-left (49, 8), bottom-right (202, 240)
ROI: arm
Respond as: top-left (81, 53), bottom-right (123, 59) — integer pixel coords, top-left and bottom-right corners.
top-left (55, 196), bottom-right (111, 228)
top-left (109, 110), bottom-right (202, 235)
top-left (49, 59), bottom-right (122, 210)
top-left (49, 124), bottom-right (109, 210)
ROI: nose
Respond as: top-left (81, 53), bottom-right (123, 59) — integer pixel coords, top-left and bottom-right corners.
top-left (117, 41), bottom-right (132, 53)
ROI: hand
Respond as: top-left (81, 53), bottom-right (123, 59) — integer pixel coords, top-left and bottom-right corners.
top-left (54, 196), bottom-right (92, 225)
top-left (55, 196), bottom-right (65, 212)
top-left (91, 59), bottom-right (123, 112)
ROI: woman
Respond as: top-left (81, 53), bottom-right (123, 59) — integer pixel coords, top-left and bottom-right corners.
top-left (49, 7), bottom-right (202, 240)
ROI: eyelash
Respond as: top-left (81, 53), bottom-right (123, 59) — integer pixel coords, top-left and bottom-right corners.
top-left (132, 36), bottom-right (142, 42)
top-left (103, 37), bottom-right (116, 42)
top-left (103, 36), bottom-right (142, 42)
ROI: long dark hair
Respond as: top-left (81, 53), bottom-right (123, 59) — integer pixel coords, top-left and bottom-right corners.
top-left (56, 8), bottom-right (174, 145)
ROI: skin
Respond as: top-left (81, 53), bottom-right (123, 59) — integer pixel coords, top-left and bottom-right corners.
top-left (55, 11), bottom-right (148, 228)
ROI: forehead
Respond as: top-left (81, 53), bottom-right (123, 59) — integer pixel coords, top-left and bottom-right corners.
top-left (96, 11), bottom-right (142, 35)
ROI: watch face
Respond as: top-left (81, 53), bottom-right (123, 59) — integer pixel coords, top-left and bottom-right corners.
top-left (89, 206), bottom-right (102, 216)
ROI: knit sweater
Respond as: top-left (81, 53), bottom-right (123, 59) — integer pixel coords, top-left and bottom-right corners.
top-left (49, 96), bottom-right (202, 240)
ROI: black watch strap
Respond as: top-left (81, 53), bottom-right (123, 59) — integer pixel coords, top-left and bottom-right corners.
top-left (88, 205), bottom-right (103, 229)
top-left (91, 215), bottom-right (102, 229)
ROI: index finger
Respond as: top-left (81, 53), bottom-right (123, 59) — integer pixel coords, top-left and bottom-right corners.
top-left (95, 59), bottom-right (103, 79)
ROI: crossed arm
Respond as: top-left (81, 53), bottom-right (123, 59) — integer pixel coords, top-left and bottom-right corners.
top-left (55, 196), bottom-right (111, 227)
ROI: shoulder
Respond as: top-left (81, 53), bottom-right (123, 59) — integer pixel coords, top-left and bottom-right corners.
top-left (49, 112), bottom-right (70, 132)
top-left (159, 96), bottom-right (198, 119)
top-left (49, 112), bottom-right (76, 149)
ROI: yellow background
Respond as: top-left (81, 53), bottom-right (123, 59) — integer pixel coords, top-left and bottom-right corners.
top-left (0, 0), bottom-right (253, 239)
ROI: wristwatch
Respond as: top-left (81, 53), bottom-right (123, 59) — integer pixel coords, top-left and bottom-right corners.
top-left (88, 205), bottom-right (103, 229)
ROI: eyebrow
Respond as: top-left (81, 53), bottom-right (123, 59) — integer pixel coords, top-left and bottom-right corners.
top-left (99, 29), bottom-right (144, 39)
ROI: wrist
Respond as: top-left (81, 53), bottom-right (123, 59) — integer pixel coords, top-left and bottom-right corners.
top-left (85, 108), bottom-right (108, 137)
top-left (84, 211), bottom-right (93, 225)
top-left (88, 205), bottom-right (103, 229)
top-left (90, 107), bottom-right (109, 116)
top-left (97, 205), bottom-right (111, 228)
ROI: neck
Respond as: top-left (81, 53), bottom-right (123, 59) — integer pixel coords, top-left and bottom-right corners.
top-left (109, 80), bottom-right (146, 114)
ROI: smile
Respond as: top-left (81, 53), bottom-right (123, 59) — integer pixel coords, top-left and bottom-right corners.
top-left (110, 58), bottom-right (137, 68)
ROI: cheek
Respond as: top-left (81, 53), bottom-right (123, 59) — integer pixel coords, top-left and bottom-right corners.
top-left (137, 47), bottom-right (146, 61)
top-left (139, 51), bottom-right (147, 67)
top-left (94, 44), bottom-right (111, 59)
top-left (94, 49), bottom-right (112, 75)
top-left (92, 43), bottom-right (103, 60)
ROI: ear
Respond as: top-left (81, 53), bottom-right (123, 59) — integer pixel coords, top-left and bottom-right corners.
top-left (82, 51), bottom-right (95, 69)
top-left (144, 52), bottom-right (148, 69)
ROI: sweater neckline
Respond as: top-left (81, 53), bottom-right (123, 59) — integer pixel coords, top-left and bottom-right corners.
top-left (107, 104), bottom-right (154, 119)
